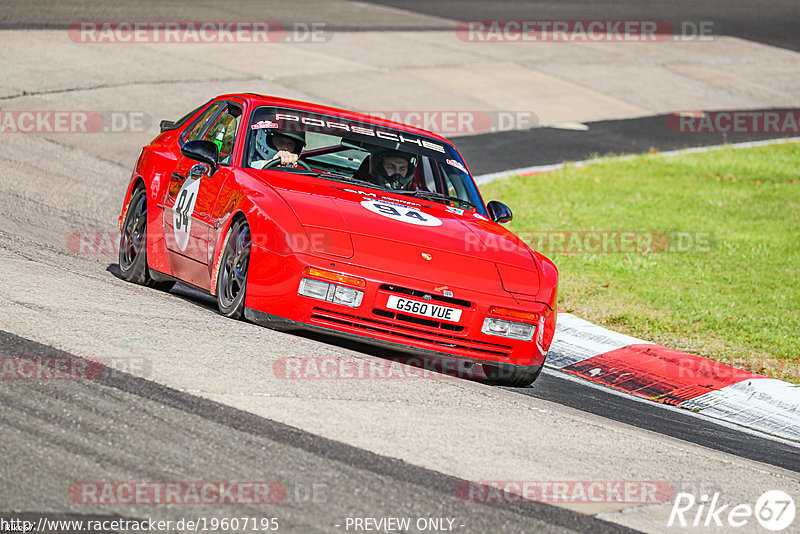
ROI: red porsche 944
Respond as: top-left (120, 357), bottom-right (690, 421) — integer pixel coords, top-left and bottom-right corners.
top-left (118, 94), bottom-right (558, 386)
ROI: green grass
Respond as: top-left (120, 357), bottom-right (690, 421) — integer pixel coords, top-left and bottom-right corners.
top-left (480, 142), bottom-right (800, 383)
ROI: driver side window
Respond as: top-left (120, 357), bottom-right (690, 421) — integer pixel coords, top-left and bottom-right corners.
top-left (184, 103), bottom-right (223, 143)
top-left (202, 109), bottom-right (241, 166)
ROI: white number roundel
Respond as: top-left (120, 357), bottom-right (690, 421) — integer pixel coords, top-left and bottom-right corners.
top-left (172, 178), bottom-right (200, 251)
top-left (361, 200), bottom-right (442, 227)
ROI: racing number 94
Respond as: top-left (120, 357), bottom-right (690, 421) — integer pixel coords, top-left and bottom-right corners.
top-left (175, 189), bottom-right (195, 231)
top-left (374, 203), bottom-right (428, 222)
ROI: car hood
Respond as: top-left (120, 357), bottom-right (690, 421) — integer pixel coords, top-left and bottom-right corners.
top-left (261, 172), bottom-right (541, 296)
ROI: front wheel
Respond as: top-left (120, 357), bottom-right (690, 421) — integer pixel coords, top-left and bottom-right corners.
top-left (481, 363), bottom-right (543, 387)
top-left (216, 218), bottom-right (251, 319)
top-left (119, 186), bottom-right (174, 291)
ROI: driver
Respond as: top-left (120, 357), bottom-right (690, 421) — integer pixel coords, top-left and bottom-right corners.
top-left (369, 149), bottom-right (417, 190)
top-left (252, 129), bottom-right (306, 168)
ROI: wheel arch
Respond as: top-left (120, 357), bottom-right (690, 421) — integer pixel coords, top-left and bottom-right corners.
top-left (209, 209), bottom-right (251, 296)
top-left (208, 182), bottom-right (309, 296)
top-left (118, 175), bottom-right (147, 233)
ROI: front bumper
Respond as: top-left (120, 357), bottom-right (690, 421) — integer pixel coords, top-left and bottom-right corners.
top-left (244, 308), bottom-right (544, 376)
top-left (244, 250), bottom-right (555, 368)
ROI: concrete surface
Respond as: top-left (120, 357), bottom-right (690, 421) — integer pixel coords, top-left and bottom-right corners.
top-left (1, 2), bottom-right (798, 532)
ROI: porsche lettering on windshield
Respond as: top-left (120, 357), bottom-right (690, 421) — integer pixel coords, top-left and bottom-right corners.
top-left (274, 112), bottom-right (447, 153)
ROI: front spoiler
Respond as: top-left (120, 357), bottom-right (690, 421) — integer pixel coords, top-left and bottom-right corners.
top-left (244, 307), bottom-right (543, 375)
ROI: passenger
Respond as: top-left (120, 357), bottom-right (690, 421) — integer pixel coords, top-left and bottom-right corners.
top-left (368, 149), bottom-right (417, 190)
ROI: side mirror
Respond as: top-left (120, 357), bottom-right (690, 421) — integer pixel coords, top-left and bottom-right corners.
top-left (486, 200), bottom-right (513, 224)
top-left (159, 119), bottom-right (176, 132)
top-left (181, 139), bottom-right (219, 169)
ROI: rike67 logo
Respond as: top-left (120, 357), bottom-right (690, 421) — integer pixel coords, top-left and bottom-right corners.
top-left (669, 490), bottom-right (796, 531)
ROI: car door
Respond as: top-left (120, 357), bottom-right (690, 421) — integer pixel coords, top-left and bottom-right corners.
top-left (163, 100), bottom-right (243, 288)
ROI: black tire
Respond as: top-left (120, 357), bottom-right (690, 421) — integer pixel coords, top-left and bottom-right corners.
top-left (216, 217), bottom-right (251, 319)
top-left (118, 186), bottom-right (174, 291)
top-left (481, 363), bottom-right (543, 387)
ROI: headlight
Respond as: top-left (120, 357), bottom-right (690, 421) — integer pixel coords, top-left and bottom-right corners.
top-left (298, 275), bottom-right (364, 308)
top-left (482, 317), bottom-right (535, 341)
top-left (333, 285), bottom-right (362, 306)
top-left (298, 278), bottom-right (332, 301)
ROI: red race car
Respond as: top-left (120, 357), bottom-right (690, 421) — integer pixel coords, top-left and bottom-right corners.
top-left (118, 94), bottom-right (558, 386)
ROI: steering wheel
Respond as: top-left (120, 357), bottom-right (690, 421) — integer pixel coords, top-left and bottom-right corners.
top-left (263, 157), bottom-right (312, 171)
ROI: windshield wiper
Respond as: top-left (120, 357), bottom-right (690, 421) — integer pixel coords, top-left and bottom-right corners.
top-left (397, 190), bottom-right (477, 210)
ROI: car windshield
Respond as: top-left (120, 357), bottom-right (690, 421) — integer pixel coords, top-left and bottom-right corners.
top-left (243, 106), bottom-right (486, 213)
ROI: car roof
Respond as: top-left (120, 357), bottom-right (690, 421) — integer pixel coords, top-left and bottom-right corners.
top-left (215, 93), bottom-right (454, 145)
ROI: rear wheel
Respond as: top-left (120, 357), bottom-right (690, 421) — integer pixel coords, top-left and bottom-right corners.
top-left (481, 363), bottom-right (542, 387)
top-left (119, 186), bottom-right (174, 291)
top-left (216, 218), bottom-right (251, 319)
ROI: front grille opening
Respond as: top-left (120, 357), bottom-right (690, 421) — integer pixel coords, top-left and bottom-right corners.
top-left (310, 307), bottom-right (511, 357)
top-left (380, 284), bottom-right (471, 308)
top-left (374, 308), bottom-right (464, 332)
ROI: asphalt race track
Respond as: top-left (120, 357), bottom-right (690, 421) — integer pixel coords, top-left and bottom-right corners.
top-left (6, 0), bottom-right (800, 52)
top-left (1, 2), bottom-right (798, 533)
top-left (457, 114), bottom-right (800, 176)
top-left (365, 0), bottom-right (800, 52)
top-left (0, 331), bottom-right (629, 534)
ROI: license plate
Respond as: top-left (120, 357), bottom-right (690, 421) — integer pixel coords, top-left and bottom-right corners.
top-left (385, 295), bottom-right (462, 323)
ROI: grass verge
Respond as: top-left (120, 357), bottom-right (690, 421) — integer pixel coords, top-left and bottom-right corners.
top-left (480, 141), bottom-right (800, 383)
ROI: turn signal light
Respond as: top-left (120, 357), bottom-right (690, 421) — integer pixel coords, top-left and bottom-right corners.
top-left (488, 306), bottom-right (538, 322)
top-left (302, 267), bottom-right (366, 288)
